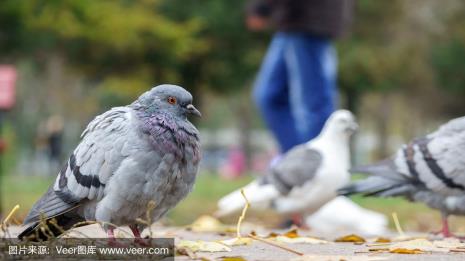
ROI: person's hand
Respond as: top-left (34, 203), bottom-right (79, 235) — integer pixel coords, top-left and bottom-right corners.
top-left (246, 14), bottom-right (268, 31)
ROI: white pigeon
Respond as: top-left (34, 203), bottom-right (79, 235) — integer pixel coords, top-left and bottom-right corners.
top-left (305, 196), bottom-right (388, 236)
top-left (339, 115), bottom-right (465, 238)
top-left (216, 110), bottom-right (358, 218)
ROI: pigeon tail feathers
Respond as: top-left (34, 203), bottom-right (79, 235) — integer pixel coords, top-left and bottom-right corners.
top-left (18, 211), bottom-right (85, 241)
top-left (349, 159), bottom-right (399, 178)
top-left (338, 175), bottom-right (414, 198)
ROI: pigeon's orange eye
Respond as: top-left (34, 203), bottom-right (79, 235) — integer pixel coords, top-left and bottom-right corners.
top-left (167, 96), bottom-right (177, 105)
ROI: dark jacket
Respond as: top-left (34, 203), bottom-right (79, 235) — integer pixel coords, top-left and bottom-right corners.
top-left (248, 0), bottom-right (354, 39)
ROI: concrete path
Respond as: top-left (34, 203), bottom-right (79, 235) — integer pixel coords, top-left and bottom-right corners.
top-left (3, 225), bottom-right (465, 260)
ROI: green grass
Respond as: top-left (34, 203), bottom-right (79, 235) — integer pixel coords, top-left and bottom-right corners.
top-left (167, 173), bottom-right (254, 225)
top-left (0, 173), bottom-right (253, 225)
top-left (3, 173), bottom-right (465, 233)
top-left (1, 174), bottom-right (55, 220)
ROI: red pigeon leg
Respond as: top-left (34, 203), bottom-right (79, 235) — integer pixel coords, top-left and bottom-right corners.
top-left (291, 214), bottom-right (309, 229)
top-left (432, 213), bottom-right (464, 239)
top-left (440, 215), bottom-right (453, 238)
top-left (107, 226), bottom-right (125, 247)
top-left (130, 224), bottom-right (150, 246)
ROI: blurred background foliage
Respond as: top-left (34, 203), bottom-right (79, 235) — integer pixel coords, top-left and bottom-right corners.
top-left (1, 0), bottom-right (465, 231)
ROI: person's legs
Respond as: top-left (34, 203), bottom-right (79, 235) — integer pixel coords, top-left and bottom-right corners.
top-left (284, 33), bottom-right (337, 143)
top-left (253, 33), bottom-right (301, 153)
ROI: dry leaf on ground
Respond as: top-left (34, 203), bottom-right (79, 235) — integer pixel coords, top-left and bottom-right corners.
top-left (389, 248), bottom-right (424, 254)
top-left (250, 230), bottom-right (279, 238)
top-left (432, 238), bottom-right (465, 249)
top-left (335, 234), bottom-right (366, 243)
top-left (367, 238), bottom-right (463, 254)
top-left (177, 240), bottom-right (232, 252)
top-left (282, 229), bottom-right (299, 238)
top-left (389, 239), bottom-right (447, 253)
top-left (254, 228), bottom-right (329, 245)
top-left (187, 215), bottom-right (234, 233)
top-left (220, 237), bottom-right (253, 246)
top-left (275, 235), bottom-right (329, 245)
top-left (373, 237), bottom-right (391, 243)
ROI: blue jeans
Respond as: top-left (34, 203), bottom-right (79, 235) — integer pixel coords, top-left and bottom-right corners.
top-left (253, 32), bottom-right (337, 153)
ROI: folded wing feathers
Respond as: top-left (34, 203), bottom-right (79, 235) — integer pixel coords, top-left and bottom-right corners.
top-left (216, 145), bottom-right (323, 216)
top-left (269, 145), bottom-right (322, 195)
top-left (23, 107), bottom-right (132, 225)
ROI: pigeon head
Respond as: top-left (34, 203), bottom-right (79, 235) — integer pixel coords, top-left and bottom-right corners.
top-left (322, 110), bottom-right (358, 137)
top-left (132, 84), bottom-right (201, 118)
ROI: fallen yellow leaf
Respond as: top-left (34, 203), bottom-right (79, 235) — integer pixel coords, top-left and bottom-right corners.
top-left (267, 232), bottom-right (279, 238)
top-left (374, 237), bottom-right (391, 243)
top-left (335, 234), bottom-right (366, 243)
top-left (388, 239), bottom-right (445, 253)
top-left (248, 233), bottom-right (305, 256)
top-left (220, 237), bottom-right (253, 246)
top-left (433, 238), bottom-right (465, 249)
top-left (366, 238), bottom-right (465, 254)
top-left (187, 215), bottom-right (233, 233)
top-left (177, 240), bottom-right (231, 252)
top-left (389, 248), bottom-right (424, 254)
top-left (283, 229), bottom-right (299, 238)
top-left (275, 236), bottom-right (329, 245)
top-left (250, 230), bottom-right (281, 238)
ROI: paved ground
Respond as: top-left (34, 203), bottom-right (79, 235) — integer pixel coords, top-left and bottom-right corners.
top-left (3, 225), bottom-right (465, 260)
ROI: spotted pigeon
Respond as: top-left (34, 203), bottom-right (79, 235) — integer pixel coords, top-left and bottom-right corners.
top-left (18, 84), bottom-right (201, 242)
top-left (339, 116), bottom-right (465, 237)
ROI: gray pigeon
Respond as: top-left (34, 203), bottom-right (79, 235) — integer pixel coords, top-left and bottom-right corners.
top-left (217, 110), bottom-right (358, 219)
top-left (339, 116), bottom-right (465, 237)
top-left (18, 84), bottom-right (201, 242)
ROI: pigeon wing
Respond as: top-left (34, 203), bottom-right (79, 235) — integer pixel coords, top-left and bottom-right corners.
top-left (23, 107), bottom-right (134, 225)
top-left (416, 127), bottom-right (465, 195)
top-left (265, 144), bottom-right (322, 195)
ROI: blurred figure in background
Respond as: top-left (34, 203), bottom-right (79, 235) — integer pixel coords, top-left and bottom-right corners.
top-left (46, 115), bottom-right (64, 169)
top-left (220, 146), bottom-right (247, 179)
top-left (249, 0), bottom-right (354, 154)
top-left (34, 115), bottom-right (64, 175)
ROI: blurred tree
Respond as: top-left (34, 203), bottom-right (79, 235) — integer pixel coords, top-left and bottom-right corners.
top-left (0, 0), bottom-right (267, 171)
top-left (433, 40), bottom-right (465, 95)
top-left (338, 0), bottom-right (411, 157)
top-left (3, 0), bottom-right (464, 168)
top-left (161, 0), bottom-right (268, 170)
top-left (0, 0), bottom-right (206, 105)
top-left (338, 0), bottom-right (407, 114)
top-left (0, 0), bottom-right (207, 156)
top-left (431, 1), bottom-right (465, 104)
top-left (161, 0), bottom-right (267, 94)
top-left (337, 0), bottom-right (464, 158)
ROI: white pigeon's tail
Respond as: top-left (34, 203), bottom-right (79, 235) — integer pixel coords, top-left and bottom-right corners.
top-left (215, 181), bottom-right (280, 217)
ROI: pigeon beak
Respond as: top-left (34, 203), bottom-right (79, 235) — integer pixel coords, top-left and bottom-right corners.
top-left (186, 104), bottom-right (202, 117)
top-left (346, 122), bottom-right (359, 133)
